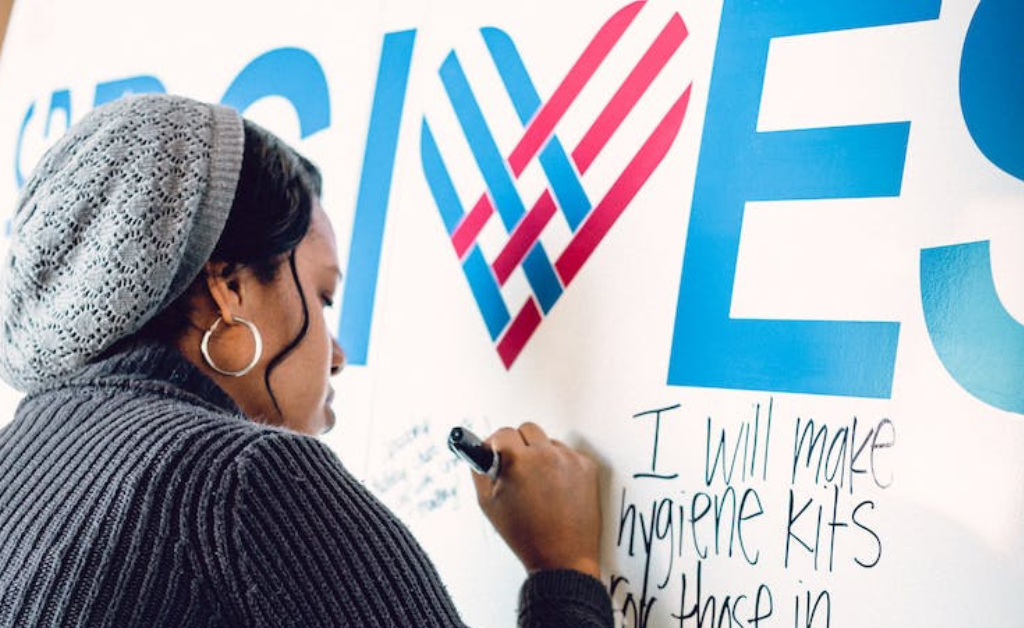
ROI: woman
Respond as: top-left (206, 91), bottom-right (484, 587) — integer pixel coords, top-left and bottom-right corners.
top-left (0, 94), bottom-right (611, 627)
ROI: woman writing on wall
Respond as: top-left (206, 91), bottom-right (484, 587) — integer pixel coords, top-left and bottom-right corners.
top-left (0, 94), bottom-right (611, 627)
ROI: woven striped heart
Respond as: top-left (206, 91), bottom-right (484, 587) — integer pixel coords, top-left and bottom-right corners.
top-left (421, 1), bottom-right (692, 367)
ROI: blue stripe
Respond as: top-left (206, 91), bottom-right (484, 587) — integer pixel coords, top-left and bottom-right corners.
top-left (440, 51), bottom-right (567, 311)
top-left (420, 121), bottom-right (465, 234)
top-left (523, 246), bottom-right (563, 313)
top-left (479, 29), bottom-right (540, 121)
top-left (339, 30), bottom-right (417, 366)
top-left (481, 28), bottom-right (591, 230)
top-left (439, 52), bottom-right (526, 230)
top-left (464, 247), bottom-right (511, 339)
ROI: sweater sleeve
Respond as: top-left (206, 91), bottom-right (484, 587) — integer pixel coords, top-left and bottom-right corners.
top-left (519, 570), bottom-right (614, 628)
top-left (205, 430), bottom-right (467, 627)
top-left (203, 429), bottom-right (614, 628)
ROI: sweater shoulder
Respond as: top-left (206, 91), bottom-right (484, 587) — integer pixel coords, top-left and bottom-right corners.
top-left (10, 373), bottom-right (283, 496)
top-left (20, 370), bottom-right (256, 436)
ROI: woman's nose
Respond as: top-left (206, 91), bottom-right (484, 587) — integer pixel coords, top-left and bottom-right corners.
top-left (330, 336), bottom-right (345, 376)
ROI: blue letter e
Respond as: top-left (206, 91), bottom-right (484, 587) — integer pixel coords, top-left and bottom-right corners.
top-left (667, 0), bottom-right (940, 398)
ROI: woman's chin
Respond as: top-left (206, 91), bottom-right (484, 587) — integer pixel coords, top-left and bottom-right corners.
top-left (322, 404), bottom-right (337, 434)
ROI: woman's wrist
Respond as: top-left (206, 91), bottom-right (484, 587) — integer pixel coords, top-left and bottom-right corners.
top-left (569, 557), bottom-right (601, 580)
top-left (530, 557), bottom-right (601, 580)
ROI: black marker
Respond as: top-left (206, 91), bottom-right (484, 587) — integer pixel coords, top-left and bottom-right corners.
top-left (448, 427), bottom-right (500, 480)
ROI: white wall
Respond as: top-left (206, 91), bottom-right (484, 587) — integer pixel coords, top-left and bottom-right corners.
top-left (0, 1), bottom-right (1021, 626)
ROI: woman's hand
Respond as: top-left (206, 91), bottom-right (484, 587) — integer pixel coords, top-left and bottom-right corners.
top-left (471, 422), bottom-right (602, 579)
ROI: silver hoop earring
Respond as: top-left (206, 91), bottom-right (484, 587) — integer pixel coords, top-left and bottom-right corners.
top-left (200, 316), bottom-right (263, 377)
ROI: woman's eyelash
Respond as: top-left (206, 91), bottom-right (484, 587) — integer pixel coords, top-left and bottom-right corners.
top-left (321, 294), bottom-right (334, 308)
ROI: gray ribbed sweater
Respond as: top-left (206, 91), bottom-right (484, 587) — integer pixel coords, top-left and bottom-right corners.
top-left (0, 342), bottom-right (613, 627)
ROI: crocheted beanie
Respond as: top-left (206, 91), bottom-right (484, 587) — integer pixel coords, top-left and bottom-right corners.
top-left (0, 94), bottom-right (245, 392)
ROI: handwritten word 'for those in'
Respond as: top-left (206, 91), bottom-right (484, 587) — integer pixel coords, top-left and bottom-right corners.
top-left (613, 559), bottom-right (775, 628)
top-left (614, 559), bottom-right (833, 628)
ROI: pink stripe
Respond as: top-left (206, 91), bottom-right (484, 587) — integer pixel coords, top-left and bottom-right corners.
top-left (451, 195), bottom-right (495, 259)
top-left (556, 84), bottom-right (692, 285)
top-left (457, 2), bottom-right (644, 263)
top-left (492, 191), bottom-right (558, 285)
top-left (507, 1), bottom-right (645, 176)
top-left (497, 298), bottom-right (543, 368)
top-left (573, 14), bottom-right (688, 174)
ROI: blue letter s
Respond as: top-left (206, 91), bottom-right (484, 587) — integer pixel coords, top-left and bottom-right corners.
top-left (919, 0), bottom-right (1024, 415)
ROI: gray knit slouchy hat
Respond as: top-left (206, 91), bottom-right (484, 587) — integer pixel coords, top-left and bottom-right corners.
top-left (0, 94), bottom-right (245, 392)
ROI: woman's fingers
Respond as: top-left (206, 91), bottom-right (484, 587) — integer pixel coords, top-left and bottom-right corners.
top-left (517, 421), bottom-right (550, 446)
top-left (470, 461), bottom-right (494, 503)
top-left (485, 422), bottom-right (550, 452)
top-left (487, 426), bottom-right (525, 451)
top-left (467, 421), bottom-right (603, 579)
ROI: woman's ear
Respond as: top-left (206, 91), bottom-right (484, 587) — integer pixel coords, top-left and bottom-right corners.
top-left (203, 261), bottom-right (244, 324)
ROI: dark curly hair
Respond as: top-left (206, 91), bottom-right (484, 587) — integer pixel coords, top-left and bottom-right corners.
top-left (137, 119), bottom-right (323, 416)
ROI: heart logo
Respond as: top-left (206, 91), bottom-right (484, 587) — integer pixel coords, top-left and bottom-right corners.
top-left (421, 0), bottom-right (692, 367)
